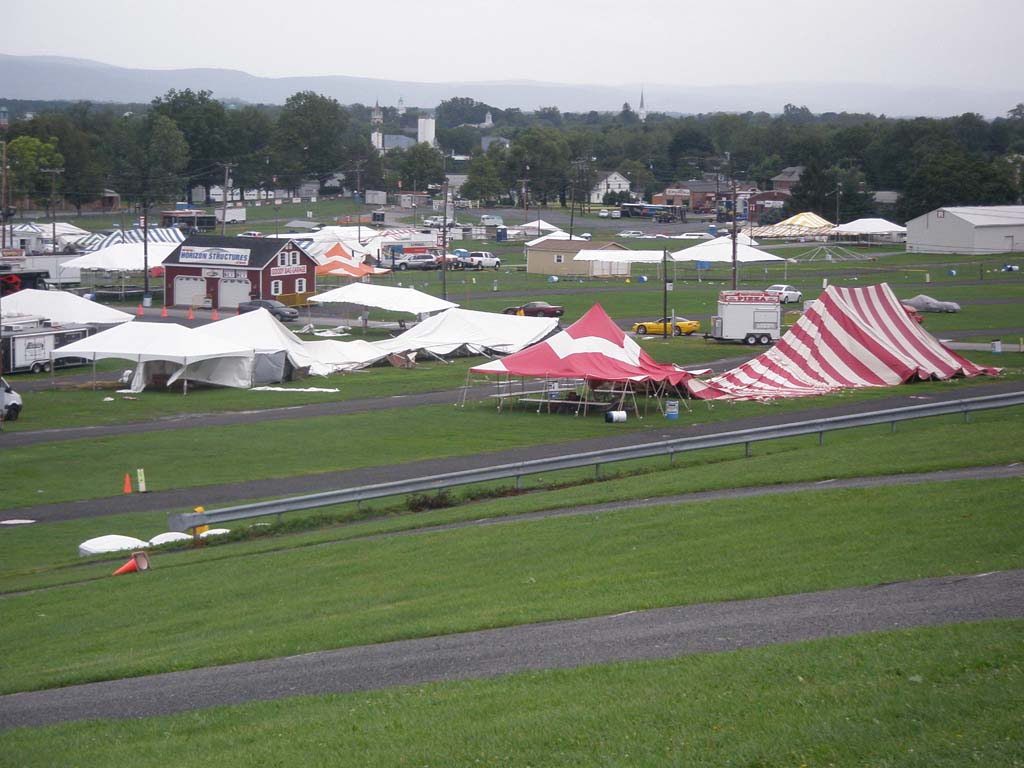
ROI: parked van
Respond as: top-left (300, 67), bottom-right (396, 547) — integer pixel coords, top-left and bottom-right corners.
top-left (480, 215), bottom-right (504, 227)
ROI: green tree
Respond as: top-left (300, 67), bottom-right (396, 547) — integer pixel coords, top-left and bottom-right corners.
top-left (460, 152), bottom-right (504, 203)
top-left (504, 126), bottom-right (569, 205)
top-left (9, 113), bottom-right (103, 215)
top-left (151, 89), bottom-right (228, 202)
top-left (223, 106), bottom-right (274, 198)
top-left (272, 91), bottom-right (349, 191)
top-left (785, 156), bottom-right (833, 219)
top-left (5, 136), bottom-right (64, 207)
top-left (115, 113), bottom-right (190, 210)
top-left (397, 142), bottom-right (445, 192)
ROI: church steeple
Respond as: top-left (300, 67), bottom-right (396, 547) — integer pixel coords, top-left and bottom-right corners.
top-left (638, 88), bottom-right (647, 123)
top-left (371, 100), bottom-right (383, 127)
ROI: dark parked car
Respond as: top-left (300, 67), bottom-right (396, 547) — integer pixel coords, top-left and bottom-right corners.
top-left (237, 299), bottom-right (299, 321)
top-left (501, 301), bottom-right (565, 318)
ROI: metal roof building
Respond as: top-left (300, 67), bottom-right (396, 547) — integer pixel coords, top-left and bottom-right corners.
top-left (906, 205), bottom-right (1024, 254)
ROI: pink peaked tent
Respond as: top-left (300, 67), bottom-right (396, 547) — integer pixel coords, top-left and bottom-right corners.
top-left (686, 283), bottom-right (999, 401)
top-left (470, 304), bottom-right (697, 385)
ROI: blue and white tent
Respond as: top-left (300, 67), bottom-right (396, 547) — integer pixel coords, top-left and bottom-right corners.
top-left (85, 227), bottom-right (186, 251)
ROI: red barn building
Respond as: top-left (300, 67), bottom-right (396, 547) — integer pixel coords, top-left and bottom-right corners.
top-left (163, 236), bottom-right (317, 309)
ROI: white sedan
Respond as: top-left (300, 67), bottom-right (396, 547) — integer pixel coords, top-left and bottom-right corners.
top-left (765, 284), bottom-right (803, 303)
top-left (616, 230), bottom-right (645, 238)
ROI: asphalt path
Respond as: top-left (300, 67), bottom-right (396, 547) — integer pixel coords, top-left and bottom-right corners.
top-left (4, 379), bottom-right (1022, 524)
top-left (1, 569), bottom-right (1020, 730)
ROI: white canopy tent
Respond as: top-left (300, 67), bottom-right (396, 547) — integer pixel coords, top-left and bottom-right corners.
top-left (0, 289), bottom-right (134, 325)
top-left (670, 237), bottom-right (784, 263)
top-left (61, 242), bottom-right (178, 271)
top-left (524, 231), bottom-right (584, 247)
top-left (309, 283), bottom-right (458, 315)
top-left (519, 218), bottom-right (561, 232)
top-left (572, 249), bottom-right (665, 263)
top-left (373, 308), bottom-right (558, 358)
top-left (52, 322), bottom-right (254, 392)
top-left (830, 218), bottom-right (906, 237)
top-left (195, 308), bottom-right (386, 379)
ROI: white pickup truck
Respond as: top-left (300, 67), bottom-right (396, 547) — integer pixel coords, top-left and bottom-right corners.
top-left (465, 251), bottom-right (501, 270)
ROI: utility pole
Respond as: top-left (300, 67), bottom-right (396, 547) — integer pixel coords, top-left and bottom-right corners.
top-left (662, 248), bottom-right (669, 339)
top-left (41, 168), bottom-right (64, 284)
top-left (731, 177), bottom-right (738, 290)
top-left (219, 162), bottom-right (236, 236)
top-left (440, 176), bottom-right (449, 301)
top-left (1, 138), bottom-right (8, 250)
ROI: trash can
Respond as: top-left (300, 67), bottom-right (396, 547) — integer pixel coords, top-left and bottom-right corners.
top-left (142, 294), bottom-right (153, 308)
top-left (991, 339), bottom-right (1002, 354)
top-left (605, 411), bottom-right (627, 423)
top-left (666, 400), bottom-right (679, 419)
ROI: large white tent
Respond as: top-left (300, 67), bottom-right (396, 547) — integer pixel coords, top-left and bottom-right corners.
top-left (524, 231), bottom-right (585, 247)
top-left (373, 308), bottom-right (558, 358)
top-left (310, 283), bottom-right (457, 315)
top-left (750, 211), bottom-right (833, 239)
top-left (670, 237), bottom-right (784, 263)
top-left (0, 289), bottom-right (134, 325)
top-left (52, 322), bottom-right (254, 392)
top-left (831, 218), bottom-right (906, 236)
top-left (195, 308), bottom-right (386, 379)
top-left (518, 219), bottom-right (561, 232)
top-left (572, 249), bottom-right (665, 263)
top-left (61, 242), bottom-right (178, 271)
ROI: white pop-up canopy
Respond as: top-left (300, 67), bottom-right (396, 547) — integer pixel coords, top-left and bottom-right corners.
top-left (670, 237), bottom-right (784, 263)
top-left (524, 231), bottom-right (585, 247)
top-left (0, 289), bottom-right (134, 325)
top-left (830, 218), bottom-right (906, 235)
top-left (310, 283), bottom-right (457, 315)
top-left (374, 308), bottom-right (558, 358)
top-left (519, 218), bottom-right (561, 232)
top-left (61, 242), bottom-right (178, 271)
top-left (572, 249), bottom-right (665, 263)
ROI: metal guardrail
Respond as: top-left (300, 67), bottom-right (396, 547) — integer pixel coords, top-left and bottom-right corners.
top-left (168, 391), bottom-right (1024, 532)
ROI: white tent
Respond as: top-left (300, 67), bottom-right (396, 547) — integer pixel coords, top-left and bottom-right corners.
top-left (195, 308), bottom-right (386, 379)
top-left (519, 218), bottom-right (561, 232)
top-left (52, 322), bottom-right (254, 392)
top-left (830, 218), bottom-right (906, 235)
top-left (0, 289), bottom-right (134, 325)
top-left (310, 283), bottom-right (458, 315)
top-left (61, 242), bottom-right (177, 271)
top-left (573, 249), bottom-right (665, 263)
top-left (670, 237), bottom-right (784, 263)
top-left (373, 308), bottom-right (558, 358)
top-left (524, 231), bottom-right (584, 247)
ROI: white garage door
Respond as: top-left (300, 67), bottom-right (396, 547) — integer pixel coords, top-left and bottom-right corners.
top-left (174, 276), bottom-right (207, 307)
top-left (218, 278), bottom-right (252, 308)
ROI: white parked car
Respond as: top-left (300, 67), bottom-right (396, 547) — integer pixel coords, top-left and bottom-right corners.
top-left (598, 209), bottom-right (610, 218)
top-left (765, 284), bottom-right (803, 303)
top-left (677, 232), bottom-right (714, 240)
top-left (480, 215), bottom-right (504, 226)
top-left (617, 230), bottom-right (645, 238)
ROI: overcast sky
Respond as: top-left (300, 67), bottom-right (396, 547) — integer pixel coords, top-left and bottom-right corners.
top-left (5, 0), bottom-right (1023, 90)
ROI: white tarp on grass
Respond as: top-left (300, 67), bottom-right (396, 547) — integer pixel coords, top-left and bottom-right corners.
top-left (0, 289), bottom-right (134, 325)
top-left (373, 308), bottom-right (558, 358)
top-left (310, 282), bottom-right (457, 315)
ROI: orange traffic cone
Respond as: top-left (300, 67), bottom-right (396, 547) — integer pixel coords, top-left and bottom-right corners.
top-left (123, 472), bottom-right (133, 494)
top-left (187, 306), bottom-right (194, 321)
top-left (137, 303), bottom-right (144, 316)
top-left (161, 305), bottom-right (168, 318)
top-left (112, 551), bottom-right (150, 576)
top-left (212, 308), bottom-right (219, 321)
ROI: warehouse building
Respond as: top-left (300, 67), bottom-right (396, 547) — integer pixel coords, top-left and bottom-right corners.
top-left (906, 205), bottom-right (1024, 254)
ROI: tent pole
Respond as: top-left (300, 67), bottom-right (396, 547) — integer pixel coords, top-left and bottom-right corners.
top-left (50, 354), bottom-right (56, 390)
top-left (92, 358), bottom-right (96, 391)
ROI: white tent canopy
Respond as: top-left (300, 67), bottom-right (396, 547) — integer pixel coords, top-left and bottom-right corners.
top-left (524, 231), bottom-right (584, 247)
top-left (61, 242), bottom-right (177, 271)
top-left (670, 237), bottom-right (784, 263)
top-left (0, 289), bottom-right (134, 325)
top-left (573, 249), bottom-right (665, 263)
top-left (373, 308), bottom-right (558, 358)
top-left (518, 218), bottom-right (561, 232)
top-left (310, 283), bottom-right (457, 315)
top-left (831, 218), bottom-right (906, 235)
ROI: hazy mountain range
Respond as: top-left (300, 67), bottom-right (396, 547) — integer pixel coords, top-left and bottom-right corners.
top-left (1, 54), bottom-right (1017, 118)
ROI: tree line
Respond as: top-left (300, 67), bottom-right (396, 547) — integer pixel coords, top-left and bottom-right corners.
top-left (2, 92), bottom-right (1023, 223)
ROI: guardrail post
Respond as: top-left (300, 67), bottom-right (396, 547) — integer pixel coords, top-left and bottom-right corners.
top-left (744, 442), bottom-right (750, 458)
top-left (596, 463), bottom-right (602, 480)
top-left (891, 421), bottom-right (896, 433)
top-left (515, 475), bottom-right (521, 491)
top-left (963, 407), bottom-right (970, 424)
top-left (669, 451), bottom-right (675, 465)
top-left (819, 431), bottom-right (825, 445)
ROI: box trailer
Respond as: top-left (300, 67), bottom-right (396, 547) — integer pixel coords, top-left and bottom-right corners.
top-left (1, 318), bottom-right (95, 374)
top-left (707, 290), bottom-right (781, 346)
top-left (215, 207), bottom-right (247, 224)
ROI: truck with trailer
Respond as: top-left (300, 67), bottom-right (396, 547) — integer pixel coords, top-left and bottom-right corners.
top-left (1, 315), bottom-right (95, 374)
top-left (706, 290), bottom-right (782, 346)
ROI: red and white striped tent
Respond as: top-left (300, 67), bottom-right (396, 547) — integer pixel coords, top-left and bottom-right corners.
top-left (686, 283), bottom-right (999, 401)
top-left (470, 304), bottom-right (697, 386)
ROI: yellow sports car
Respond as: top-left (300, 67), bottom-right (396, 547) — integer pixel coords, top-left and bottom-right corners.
top-left (632, 317), bottom-right (701, 336)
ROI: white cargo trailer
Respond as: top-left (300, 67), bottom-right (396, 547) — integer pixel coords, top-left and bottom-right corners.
top-left (707, 290), bottom-right (781, 345)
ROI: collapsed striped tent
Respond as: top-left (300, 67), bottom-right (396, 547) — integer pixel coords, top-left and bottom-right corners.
top-left (471, 304), bottom-right (698, 386)
top-left (686, 283), bottom-right (999, 401)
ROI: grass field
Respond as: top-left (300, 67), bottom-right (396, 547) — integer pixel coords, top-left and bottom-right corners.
top-left (1, 476), bottom-right (1020, 694)
top-left (2, 621), bottom-right (1020, 767)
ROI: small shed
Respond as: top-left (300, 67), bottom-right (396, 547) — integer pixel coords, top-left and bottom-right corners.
top-left (163, 236), bottom-right (318, 309)
top-left (526, 242), bottom-right (631, 277)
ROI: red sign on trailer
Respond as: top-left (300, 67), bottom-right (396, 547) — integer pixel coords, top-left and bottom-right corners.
top-left (718, 290), bottom-right (779, 304)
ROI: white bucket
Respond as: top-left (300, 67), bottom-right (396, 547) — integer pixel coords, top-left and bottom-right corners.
top-left (991, 339), bottom-right (1002, 354)
top-left (605, 410), bottom-right (627, 423)
top-left (666, 400), bottom-right (679, 419)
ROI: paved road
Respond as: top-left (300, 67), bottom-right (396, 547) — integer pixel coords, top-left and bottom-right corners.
top-left (5, 380), bottom-right (1022, 524)
top-left (1, 569), bottom-right (1019, 730)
